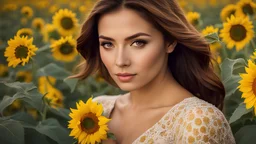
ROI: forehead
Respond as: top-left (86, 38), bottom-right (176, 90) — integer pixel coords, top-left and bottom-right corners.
top-left (98, 8), bottom-right (156, 36)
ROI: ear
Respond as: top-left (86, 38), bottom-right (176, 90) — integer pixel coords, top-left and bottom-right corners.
top-left (166, 40), bottom-right (177, 53)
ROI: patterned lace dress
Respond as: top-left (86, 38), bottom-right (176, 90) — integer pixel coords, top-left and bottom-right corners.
top-left (92, 95), bottom-right (236, 144)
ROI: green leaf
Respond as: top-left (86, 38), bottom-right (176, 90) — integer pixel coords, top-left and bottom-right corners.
top-left (35, 118), bottom-right (73, 144)
top-left (204, 32), bottom-right (219, 44)
top-left (0, 119), bottom-right (24, 144)
top-left (37, 63), bottom-right (71, 79)
top-left (220, 58), bottom-right (246, 82)
top-left (0, 82), bottom-right (43, 114)
top-left (47, 107), bottom-right (71, 120)
top-left (63, 78), bottom-right (78, 93)
top-left (229, 103), bottom-right (251, 124)
top-left (224, 75), bottom-right (241, 98)
top-left (107, 132), bottom-right (116, 140)
top-left (36, 44), bottom-right (50, 54)
top-left (235, 125), bottom-right (256, 144)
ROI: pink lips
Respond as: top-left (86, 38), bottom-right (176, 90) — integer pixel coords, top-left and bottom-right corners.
top-left (116, 73), bottom-right (136, 82)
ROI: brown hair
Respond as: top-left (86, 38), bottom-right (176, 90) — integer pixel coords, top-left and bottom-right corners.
top-left (69, 0), bottom-right (225, 111)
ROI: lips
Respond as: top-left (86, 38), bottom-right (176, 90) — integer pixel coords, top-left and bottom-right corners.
top-left (116, 73), bottom-right (136, 82)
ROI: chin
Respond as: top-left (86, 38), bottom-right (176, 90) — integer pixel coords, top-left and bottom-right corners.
top-left (117, 83), bottom-right (138, 91)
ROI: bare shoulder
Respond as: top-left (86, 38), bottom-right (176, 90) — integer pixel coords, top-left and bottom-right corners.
top-left (92, 94), bottom-right (121, 103)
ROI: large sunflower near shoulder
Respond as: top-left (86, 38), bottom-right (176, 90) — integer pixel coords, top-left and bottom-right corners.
top-left (50, 36), bottom-right (78, 62)
top-left (68, 97), bottom-right (111, 144)
top-left (238, 60), bottom-right (256, 115)
top-left (52, 9), bottom-right (79, 36)
top-left (4, 36), bottom-right (38, 68)
top-left (219, 15), bottom-right (254, 51)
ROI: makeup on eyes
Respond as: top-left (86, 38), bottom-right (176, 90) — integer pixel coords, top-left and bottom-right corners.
top-left (100, 39), bottom-right (149, 49)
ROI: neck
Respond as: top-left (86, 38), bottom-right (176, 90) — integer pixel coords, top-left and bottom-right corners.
top-left (127, 69), bottom-right (189, 110)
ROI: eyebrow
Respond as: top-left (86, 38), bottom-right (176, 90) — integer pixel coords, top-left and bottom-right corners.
top-left (99, 32), bottom-right (151, 41)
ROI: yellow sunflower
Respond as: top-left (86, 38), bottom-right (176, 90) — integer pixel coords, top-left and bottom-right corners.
top-left (50, 36), bottom-right (78, 62)
top-left (238, 59), bottom-right (256, 115)
top-left (68, 97), bottom-right (111, 144)
top-left (220, 4), bottom-right (238, 22)
top-left (20, 17), bottom-right (28, 25)
top-left (52, 9), bottom-right (79, 36)
top-left (2, 3), bottom-right (17, 11)
top-left (0, 64), bottom-right (8, 77)
top-left (32, 18), bottom-right (45, 31)
top-left (79, 5), bottom-right (87, 13)
top-left (4, 36), bottom-right (38, 68)
top-left (251, 50), bottom-right (256, 60)
top-left (16, 28), bottom-right (33, 38)
top-left (219, 15), bottom-right (254, 51)
top-left (38, 76), bottom-right (64, 108)
top-left (49, 5), bottom-right (59, 14)
top-left (16, 71), bottom-right (32, 82)
top-left (186, 11), bottom-right (201, 26)
top-left (42, 24), bottom-right (61, 43)
top-left (236, 0), bottom-right (256, 17)
top-left (202, 26), bottom-right (222, 53)
top-left (21, 6), bottom-right (33, 18)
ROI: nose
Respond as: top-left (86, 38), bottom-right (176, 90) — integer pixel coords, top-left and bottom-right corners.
top-left (115, 48), bottom-right (130, 67)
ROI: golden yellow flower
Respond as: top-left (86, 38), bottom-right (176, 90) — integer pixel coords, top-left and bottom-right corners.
top-left (0, 64), bottom-right (8, 77)
top-left (16, 28), bottom-right (33, 38)
top-left (20, 17), bottom-right (28, 25)
top-left (42, 24), bottom-right (61, 43)
top-left (32, 18), bottom-right (45, 31)
top-left (220, 4), bottom-right (238, 22)
top-left (2, 3), bottom-right (17, 11)
top-left (35, 1), bottom-right (49, 9)
top-left (251, 50), bottom-right (256, 60)
top-left (210, 0), bottom-right (217, 7)
top-left (26, 108), bottom-right (38, 119)
top-left (21, 6), bottom-right (33, 18)
top-left (68, 97), bottom-right (111, 144)
top-left (4, 36), bottom-right (38, 68)
top-left (69, 2), bottom-right (78, 9)
top-left (16, 71), bottom-right (32, 83)
top-left (236, 0), bottom-right (256, 17)
top-left (238, 60), bottom-right (256, 115)
top-left (52, 9), bottom-right (79, 36)
top-left (219, 15), bottom-right (254, 51)
top-left (79, 5), bottom-right (87, 13)
top-left (50, 36), bottom-right (78, 62)
top-left (186, 11), bottom-right (201, 26)
top-left (38, 76), bottom-right (64, 108)
top-left (49, 5), bottom-right (59, 14)
top-left (202, 26), bottom-right (222, 53)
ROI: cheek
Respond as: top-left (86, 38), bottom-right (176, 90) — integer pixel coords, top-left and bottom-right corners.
top-left (136, 46), bottom-right (166, 71)
top-left (99, 49), bottom-right (113, 71)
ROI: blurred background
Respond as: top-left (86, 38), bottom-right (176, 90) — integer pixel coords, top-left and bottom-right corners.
top-left (0, 0), bottom-right (255, 143)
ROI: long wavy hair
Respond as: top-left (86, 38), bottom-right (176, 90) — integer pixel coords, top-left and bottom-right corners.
top-left (69, 0), bottom-right (225, 111)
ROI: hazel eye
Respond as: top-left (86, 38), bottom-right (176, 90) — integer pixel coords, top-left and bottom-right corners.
top-left (131, 40), bottom-right (147, 47)
top-left (100, 42), bottom-right (113, 49)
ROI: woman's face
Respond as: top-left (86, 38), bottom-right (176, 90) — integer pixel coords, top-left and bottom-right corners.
top-left (98, 8), bottom-right (174, 91)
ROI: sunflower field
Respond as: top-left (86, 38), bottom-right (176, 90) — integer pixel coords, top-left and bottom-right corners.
top-left (0, 0), bottom-right (255, 144)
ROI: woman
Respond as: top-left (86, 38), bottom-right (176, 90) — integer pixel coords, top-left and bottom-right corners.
top-left (70, 0), bottom-right (236, 143)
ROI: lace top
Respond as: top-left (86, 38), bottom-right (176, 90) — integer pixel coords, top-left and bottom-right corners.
top-left (92, 95), bottom-right (236, 144)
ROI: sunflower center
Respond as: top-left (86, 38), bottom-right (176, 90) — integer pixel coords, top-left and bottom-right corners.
top-left (15, 45), bottom-right (29, 59)
top-left (20, 32), bottom-right (30, 37)
top-left (60, 17), bottom-right (73, 30)
top-left (230, 24), bottom-right (246, 42)
top-left (48, 30), bottom-right (60, 40)
top-left (24, 11), bottom-right (29, 16)
top-left (228, 10), bottom-right (236, 18)
top-left (36, 24), bottom-right (42, 30)
top-left (192, 19), bottom-right (199, 26)
top-left (16, 76), bottom-right (25, 82)
top-left (60, 42), bottom-right (74, 55)
top-left (81, 112), bottom-right (99, 134)
top-left (242, 4), bottom-right (253, 15)
top-left (253, 78), bottom-right (256, 96)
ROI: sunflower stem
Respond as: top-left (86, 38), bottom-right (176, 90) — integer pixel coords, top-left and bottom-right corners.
top-left (42, 99), bottom-right (48, 121)
top-left (250, 40), bottom-right (256, 51)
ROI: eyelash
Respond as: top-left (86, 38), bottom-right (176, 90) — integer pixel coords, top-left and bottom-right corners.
top-left (100, 39), bottom-right (148, 49)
